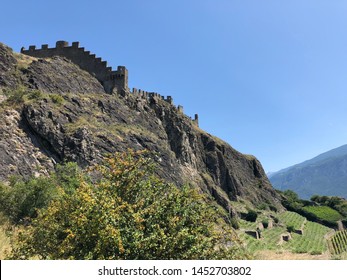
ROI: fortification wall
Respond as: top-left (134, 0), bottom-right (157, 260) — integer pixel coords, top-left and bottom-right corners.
top-left (131, 87), bottom-right (199, 126)
top-left (21, 41), bottom-right (199, 126)
top-left (21, 41), bottom-right (128, 93)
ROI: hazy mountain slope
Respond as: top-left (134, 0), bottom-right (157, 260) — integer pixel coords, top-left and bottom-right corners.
top-left (269, 144), bottom-right (347, 199)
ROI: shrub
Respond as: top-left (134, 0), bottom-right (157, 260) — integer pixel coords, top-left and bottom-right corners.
top-left (50, 94), bottom-right (64, 104)
top-left (230, 217), bottom-right (240, 229)
top-left (245, 210), bottom-right (258, 222)
top-left (0, 163), bottom-right (81, 224)
top-left (262, 220), bottom-right (269, 228)
top-left (9, 150), bottom-right (248, 260)
top-left (4, 87), bottom-right (27, 104)
top-left (257, 203), bottom-right (268, 211)
top-left (27, 90), bottom-right (43, 100)
top-left (0, 176), bottom-right (57, 224)
top-left (310, 250), bottom-right (322, 255)
top-left (286, 225), bottom-right (295, 232)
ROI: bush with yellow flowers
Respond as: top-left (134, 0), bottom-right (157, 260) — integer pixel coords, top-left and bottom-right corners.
top-left (9, 150), bottom-right (248, 260)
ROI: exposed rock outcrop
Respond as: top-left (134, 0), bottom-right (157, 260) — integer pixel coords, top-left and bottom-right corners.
top-left (0, 43), bottom-right (20, 89)
top-left (23, 57), bottom-right (105, 94)
top-left (0, 42), bottom-right (283, 215)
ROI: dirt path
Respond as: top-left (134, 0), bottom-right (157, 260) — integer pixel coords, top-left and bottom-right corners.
top-left (255, 250), bottom-right (331, 260)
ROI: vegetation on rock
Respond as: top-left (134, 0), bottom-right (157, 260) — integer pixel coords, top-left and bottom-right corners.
top-left (7, 150), bottom-right (248, 260)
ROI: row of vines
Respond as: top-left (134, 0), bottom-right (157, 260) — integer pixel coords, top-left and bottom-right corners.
top-left (328, 230), bottom-right (347, 255)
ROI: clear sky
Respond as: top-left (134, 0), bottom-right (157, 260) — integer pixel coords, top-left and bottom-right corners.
top-left (2, 0), bottom-right (347, 172)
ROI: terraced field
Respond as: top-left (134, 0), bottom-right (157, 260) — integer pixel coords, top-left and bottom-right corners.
top-left (240, 226), bottom-right (286, 252)
top-left (282, 221), bottom-right (331, 254)
top-left (328, 230), bottom-right (347, 255)
top-left (238, 211), bottom-right (332, 257)
top-left (278, 211), bottom-right (306, 229)
top-left (303, 206), bottom-right (342, 222)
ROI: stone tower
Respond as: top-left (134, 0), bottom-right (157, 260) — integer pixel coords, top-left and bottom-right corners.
top-left (21, 41), bottom-right (128, 94)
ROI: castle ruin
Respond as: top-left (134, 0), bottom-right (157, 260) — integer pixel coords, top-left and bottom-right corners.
top-left (21, 41), bottom-right (127, 94)
top-left (21, 41), bottom-right (199, 126)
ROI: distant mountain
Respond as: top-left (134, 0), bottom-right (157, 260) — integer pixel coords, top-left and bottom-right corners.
top-left (268, 145), bottom-right (347, 199)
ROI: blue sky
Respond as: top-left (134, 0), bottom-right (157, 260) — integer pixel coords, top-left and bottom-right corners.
top-left (2, 0), bottom-right (347, 172)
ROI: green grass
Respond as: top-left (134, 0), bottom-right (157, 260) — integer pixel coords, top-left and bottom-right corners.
top-left (239, 226), bottom-right (286, 252)
top-left (303, 206), bottom-right (342, 222)
top-left (238, 211), bottom-right (332, 256)
top-left (282, 221), bottom-right (331, 255)
top-left (278, 211), bottom-right (306, 229)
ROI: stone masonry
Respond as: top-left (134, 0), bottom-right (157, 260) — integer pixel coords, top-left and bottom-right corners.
top-left (21, 41), bottom-right (199, 126)
top-left (21, 41), bottom-right (127, 93)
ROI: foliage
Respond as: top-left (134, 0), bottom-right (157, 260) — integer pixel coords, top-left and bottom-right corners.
top-left (3, 86), bottom-right (27, 105)
top-left (0, 162), bottom-right (81, 224)
top-left (50, 94), bottom-right (64, 105)
top-left (281, 190), bottom-right (344, 227)
top-left (268, 204), bottom-right (278, 212)
top-left (230, 217), bottom-right (240, 230)
top-left (2, 86), bottom-right (44, 106)
top-left (256, 202), bottom-right (268, 211)
top-left (0, 214), bottom-right (11, 259)
top-left (281, 189), bottom-right (304, 209)
top-left (261, 220), bottom-right (269, 228)
top-left (303, 206), bottom-right (342, 223)
top-left (283, 190), bottom-right (300, 202)
top-left (239, 211), bottom-right (331, 256)
top-left (27, 90), bottom-right (43, 100)
top-left (311, 195), bottom-right (347, 217)
top-left (0, 176), bottom-right (57, 224)
top-left (9, 150), bottom-right (248, 260)
top-left (286, 225), bottom-right (295, 233)
top-left (244, 210), bottom-right (258, 222)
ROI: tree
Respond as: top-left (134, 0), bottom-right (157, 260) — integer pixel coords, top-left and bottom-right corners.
top-left (0, 162), bottom-right (81, 224)
top-left (245, 210), bottom-right (258, 222)
top-left (9, 150), bottom-right (248, 260)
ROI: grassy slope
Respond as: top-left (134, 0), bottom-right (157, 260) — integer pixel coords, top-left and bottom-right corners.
top-left (303, 206), bottom-right (343, 222)
top-left (238, 211), bottom-right (335, 259)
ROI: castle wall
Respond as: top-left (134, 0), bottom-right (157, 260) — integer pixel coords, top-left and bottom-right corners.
top-left (21, 41), bottom-right (127, 93)
top-left (22, 41), bottom-right (199, 127)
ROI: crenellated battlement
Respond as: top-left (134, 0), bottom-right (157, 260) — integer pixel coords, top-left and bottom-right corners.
top-left (21, 41), bottom-right (128, 93)
top-left (131, 87), bottom-right (198, 126)
top-left (20, 41), bottom-right (199, 126)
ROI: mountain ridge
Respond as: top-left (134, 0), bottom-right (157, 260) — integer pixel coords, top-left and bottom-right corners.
top-left (269, 144), bottom-right (347, 199)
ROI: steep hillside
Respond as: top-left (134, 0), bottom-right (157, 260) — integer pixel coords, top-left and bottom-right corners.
top-left (269, 145), bottom-right (347, 199)
top-left (0, 42), bottom-right (283, 216)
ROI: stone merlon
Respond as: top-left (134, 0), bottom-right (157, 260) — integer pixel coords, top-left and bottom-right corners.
top-left (21, 41), bottom-right (128, 93)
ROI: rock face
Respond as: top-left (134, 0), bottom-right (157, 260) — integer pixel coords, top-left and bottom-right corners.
top-left (0, 43), bottom-right (20, 89)
top-left (23, 57), bottom-right (105, 94)
top-left (0, 42), bottom-right (283, 214)
top-left (0, 109), bottom-right (54, 179)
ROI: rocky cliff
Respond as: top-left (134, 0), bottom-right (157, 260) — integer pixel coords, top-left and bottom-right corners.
top-left (0, 42), bottom-right (283, 215)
